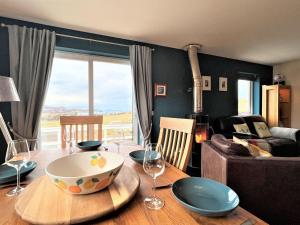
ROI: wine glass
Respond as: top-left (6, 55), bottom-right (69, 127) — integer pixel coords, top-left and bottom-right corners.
top-left (143, 143), bottom-right (165, 210)
top-left (64, 126), bottom-right (75, 154)
top-left (5, 139), bottom-right (31, 196)
top-left (113, 129), bottom-right (124, 153)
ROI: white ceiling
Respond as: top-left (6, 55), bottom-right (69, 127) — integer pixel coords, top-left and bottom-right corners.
top-left (1, 0), bottom-right (300, 65)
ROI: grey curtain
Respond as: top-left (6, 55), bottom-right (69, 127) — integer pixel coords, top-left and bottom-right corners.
top-left (8, 25), bottom-right (56, 145)
top-left (129, 45), bottom-right (153, 145)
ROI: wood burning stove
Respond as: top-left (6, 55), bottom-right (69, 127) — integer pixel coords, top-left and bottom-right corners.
top-left (187, 114), bottom-right (209, 176)
top-left (185, 44), bottom-right (210, 176)
top-left (195, 120), bottom-right (209, 144)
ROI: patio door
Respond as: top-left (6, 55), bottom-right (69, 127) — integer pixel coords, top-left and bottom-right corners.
top-left (40, 51), bottom-right (136, 149)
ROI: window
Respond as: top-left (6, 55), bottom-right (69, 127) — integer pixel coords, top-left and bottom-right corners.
top-left (40, 51), bottom-right (135, 149)
top-left (238, 79), bottom-right (253, 115)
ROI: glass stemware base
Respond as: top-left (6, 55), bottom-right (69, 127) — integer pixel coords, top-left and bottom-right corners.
top-left (144, 196), bottom-right (165, 210)
top-left (6, 186), bottom-right (25, 197)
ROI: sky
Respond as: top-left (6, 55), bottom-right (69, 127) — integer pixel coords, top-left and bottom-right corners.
top-left (44, 57), bottom-right (132, 113)
top-left (44, 56), bottom-right (251, 114)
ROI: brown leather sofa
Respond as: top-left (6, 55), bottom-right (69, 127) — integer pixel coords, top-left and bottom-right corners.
top-left (213, 115), bottom-right (300, 157)
top-left (201, 140), bottom-right (300, 225)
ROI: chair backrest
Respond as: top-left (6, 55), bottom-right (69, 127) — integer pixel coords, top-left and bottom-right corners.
top-left (157, 117), bottom-right (195, 172)
top-left (60, 115), bottom-right (103, 148)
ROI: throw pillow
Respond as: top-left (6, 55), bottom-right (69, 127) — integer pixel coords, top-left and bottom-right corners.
top-left (211, 134), bottom-right (251, 156)
top-left (248, 139), bottom-right (271, 153)
top-left (253, 122), bottom-right (272, 138)
top-left (233, 136), bottom-right (272, 157)
top-left (233, 123), bottom-right (251, 134)
top-left (248, 143), bottom-right (272, 158)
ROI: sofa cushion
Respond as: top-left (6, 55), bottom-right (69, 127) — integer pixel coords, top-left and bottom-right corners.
top-left (232, 132), bottom-right (259, 139)
top-left (211, 134), bottom-right (251, 156)
top-left (248, 143), bottom-right (273, 158)
top-left (242, 115), bottom-right (266, 136)
top-left (233, 136), bottom-right (272, 158)
top-left (270, 127), bottom-right (300, 142)
top-left (265, 137), bottom-right (300, 157)
top-left (233, 123), bottom-right (251, 134)
top-left (215, 116), bottom-right (246, 134)
top-left (253, 122), bottom-right (272, 138)
top-left (248, 139), bottom-right (271, 152)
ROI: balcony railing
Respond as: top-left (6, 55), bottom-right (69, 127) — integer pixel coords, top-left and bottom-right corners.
top-left (40, 123), bottom-right (133, 149)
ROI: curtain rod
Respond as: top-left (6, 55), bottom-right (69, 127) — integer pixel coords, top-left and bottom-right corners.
top-left (0, 23), bottom-right (154, 51)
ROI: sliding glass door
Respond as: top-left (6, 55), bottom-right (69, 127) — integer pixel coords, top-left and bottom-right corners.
top-left (93, 59), bottom-right (133, 143)
top-left (40, 51), bottom-right (135, 149)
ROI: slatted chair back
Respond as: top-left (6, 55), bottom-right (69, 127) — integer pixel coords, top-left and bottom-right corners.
top-left (60, 115), bottom-right (103, 148)
top-left (157, 117), bottom-right (195, 172)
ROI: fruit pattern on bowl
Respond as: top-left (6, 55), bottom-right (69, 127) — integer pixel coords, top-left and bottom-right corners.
top-left (90, 154), bottom-right (107, 168)
top-left (53, 167), bottom-right (122, 194)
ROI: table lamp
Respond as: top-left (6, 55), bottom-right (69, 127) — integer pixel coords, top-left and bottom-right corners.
top-left (0, 76), bottom-right (20, 144)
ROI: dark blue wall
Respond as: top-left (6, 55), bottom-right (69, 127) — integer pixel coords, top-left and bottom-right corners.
top-left (151, 50), bottom-right (273, 140)
top-left (0, 24), bottom-right (12, 163)
top-left (0, 16), bottom-right (273, 161)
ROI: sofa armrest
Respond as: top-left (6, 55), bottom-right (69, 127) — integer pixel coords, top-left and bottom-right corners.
top-left (232, 132), bottom-right (259, 139)
top-left (201, 142), bottom-right (228, 184)
top-left (270, 127), bottom-right (300, 142)
top-left (227, 156), bottom-right (300, 224)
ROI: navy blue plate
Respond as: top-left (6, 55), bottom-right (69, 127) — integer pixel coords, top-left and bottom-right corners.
top-left (77, 141), bottom-right (102, 151)
top-left (129, 150), bottom-right (145, 164)
top-left (0, 161), bottom-right (37, 184)
top-left (172, 177), bottom-right (239, 217)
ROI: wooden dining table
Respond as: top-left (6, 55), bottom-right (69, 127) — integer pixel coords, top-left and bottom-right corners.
top-left (0, 144), bottom-right (268, 225)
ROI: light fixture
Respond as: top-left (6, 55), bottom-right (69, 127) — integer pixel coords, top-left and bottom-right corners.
top-left (0, 76), bottom-right (20, 144)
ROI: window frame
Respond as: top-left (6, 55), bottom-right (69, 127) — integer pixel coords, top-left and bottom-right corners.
top-left (40, 50), bottom-right (137, 145)
top-left (237, 79), bottom-right (254, 115)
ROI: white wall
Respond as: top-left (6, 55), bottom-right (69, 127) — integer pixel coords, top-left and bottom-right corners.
top-left (274, 60), bottom-right (300, 128)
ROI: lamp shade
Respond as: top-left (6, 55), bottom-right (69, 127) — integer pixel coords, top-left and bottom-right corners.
top-left (0, 76), bottom-right (20, 102)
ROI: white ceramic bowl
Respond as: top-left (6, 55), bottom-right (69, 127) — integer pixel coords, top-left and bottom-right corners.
top-left (45, 151), bottom-right (124, 194)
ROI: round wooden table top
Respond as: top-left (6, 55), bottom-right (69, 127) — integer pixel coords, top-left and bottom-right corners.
top-left (15, 165), bottom-right (140, 225)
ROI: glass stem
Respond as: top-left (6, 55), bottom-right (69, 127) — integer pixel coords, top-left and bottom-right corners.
top-left (153, 177), bottom-right (156, 198)
top-left (16, 166), bottom-right (20, 189)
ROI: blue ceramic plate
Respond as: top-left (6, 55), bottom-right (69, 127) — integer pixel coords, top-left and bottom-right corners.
top-left (129, 150), bottom-right (145, 164)
top-left (77, 141), bottom-right (102, 151)
top-left (0, 161), bottom-right (37, 184)
top-left (172, 177), bottom-right (239, 217)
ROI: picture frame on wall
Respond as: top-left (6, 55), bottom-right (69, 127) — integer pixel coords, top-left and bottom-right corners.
top-left (202, 76), bottom-right (211, 91)
top-left (219, 77), bottom-right (228, 91)
top-left (154, 83), bottom-right (167, 96)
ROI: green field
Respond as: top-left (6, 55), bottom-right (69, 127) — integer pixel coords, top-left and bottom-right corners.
top-left (41, 112), bottom-right (132, 128)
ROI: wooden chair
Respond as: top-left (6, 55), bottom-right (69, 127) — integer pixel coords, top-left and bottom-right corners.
top-left (60, 115), bottom-right (103, 148)
top-left (157, 117), bottom-right (195, 172)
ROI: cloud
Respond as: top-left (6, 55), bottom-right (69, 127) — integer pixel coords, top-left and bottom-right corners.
top-left (44, 57), bottom-right (132, 112)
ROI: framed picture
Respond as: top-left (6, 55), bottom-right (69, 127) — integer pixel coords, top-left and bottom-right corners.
top-left (202, 76), bottom-right (211, 91)
top-left (219, 77), bottom-right (228, 92)
top-left (154, 83), bottom-right (167, 96)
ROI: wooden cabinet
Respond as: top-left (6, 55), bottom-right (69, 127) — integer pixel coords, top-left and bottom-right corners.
top-left (262, 85), bottom-right (291, 127)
